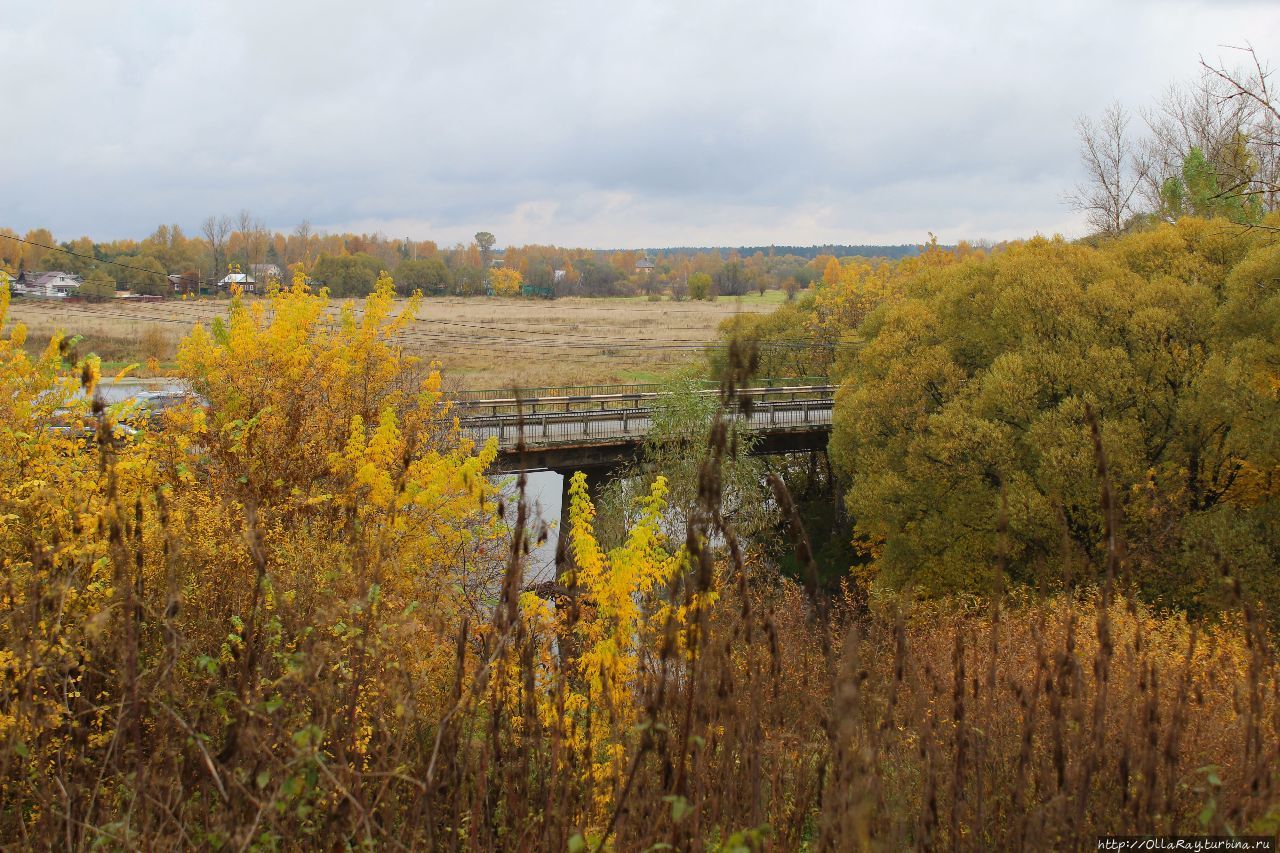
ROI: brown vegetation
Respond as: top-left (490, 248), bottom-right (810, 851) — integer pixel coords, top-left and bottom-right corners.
top-left (2, 285), bottom-right (1276, 847)
top-left (5, 293), bottom-right (776, 387)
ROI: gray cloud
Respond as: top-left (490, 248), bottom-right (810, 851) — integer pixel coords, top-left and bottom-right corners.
top-left (2, 0), bottom-right (1277, 246)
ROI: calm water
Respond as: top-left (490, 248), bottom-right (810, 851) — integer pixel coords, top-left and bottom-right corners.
top-left (95, 378), bottom-right (187, 403)
top-left (497, 469), bottom-right (564, 584)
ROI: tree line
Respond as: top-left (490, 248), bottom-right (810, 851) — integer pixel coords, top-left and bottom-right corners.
top-left (2, 219), bottom-right (935, 301)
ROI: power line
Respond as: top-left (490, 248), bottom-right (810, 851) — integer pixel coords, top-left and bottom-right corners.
top-left (411, 316), bottom-right (725, 344)
top-left (0, 233), bottom-right (176, 280)
top-left (22, 307), bottom-right (825, 351)
top-left (14, 298), bottom-right (834, 352)
top-left (396, 330), bottom-right (834, 352)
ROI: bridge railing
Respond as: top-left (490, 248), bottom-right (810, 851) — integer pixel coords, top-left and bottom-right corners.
top-left (448, 376), bottom-right (829, 405)
top-left (460, 397), bottom-right (834, 448)
top-left (452, 384), bottom-right (836, 418)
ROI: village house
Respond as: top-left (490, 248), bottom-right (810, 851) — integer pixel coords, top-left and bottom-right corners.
top-left (13, 270), bottom-right (83, 298)
top-left (634, 257), bottom-right (656, 275)
top-left (249, 263), bottom-right (282, 283)
top-left (216, 272), bottom-right (257, 293)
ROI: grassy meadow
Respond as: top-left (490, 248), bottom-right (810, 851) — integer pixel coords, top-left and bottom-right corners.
top-left (5, 291), bottom-right (787, 388)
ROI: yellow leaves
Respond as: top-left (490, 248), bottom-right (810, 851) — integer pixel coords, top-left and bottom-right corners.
top-left (528, 472), bottom-right (695, 806)
top-left (340, 409), bottom-right (404, 510)
top-left (822, 256), bottom-right (842, 287)
top-left (171, 281), bottom-right (505, 649)
top-left (489, 267), bottom-right (523, 296)
top-left (1, 277), bottom-right (518, 831)
top-left (1226, 462), bottom-right (1280, 505)
top-left (367, 407), bottom-right (404, 468)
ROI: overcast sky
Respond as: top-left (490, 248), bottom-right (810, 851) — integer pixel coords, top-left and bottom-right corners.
top-left (2, 0), bottom-right (1277, 248)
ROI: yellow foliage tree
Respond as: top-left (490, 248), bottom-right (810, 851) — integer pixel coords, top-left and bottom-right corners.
top-left (0, 272), bottom-right (508, 839)
top-left (821, 256), bottom-right (842, 287)
top-left (489, 266), bottom-right (523, 296)
top-left (518, 472), bottom-right (707, 816)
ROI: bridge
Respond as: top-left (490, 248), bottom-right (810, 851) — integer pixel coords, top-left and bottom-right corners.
top-left (452, 382), bottom-right (834, 518)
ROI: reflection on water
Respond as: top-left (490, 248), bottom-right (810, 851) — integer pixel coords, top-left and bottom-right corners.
top-left (94, 379), bottom-right (187, 404)
top-left (494, 469), bottom-right (563, 585)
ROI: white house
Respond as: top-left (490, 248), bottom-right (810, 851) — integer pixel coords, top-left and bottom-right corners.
top-left (249, 263), bottom-right (281, 282)
top-left (217, 273), bottom-right (257, 292)
top-left (14, 270), bottom-right (83, 298)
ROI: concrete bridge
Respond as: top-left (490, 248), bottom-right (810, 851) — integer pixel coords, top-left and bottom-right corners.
top-left (453, 382), bottom-right (835, 519)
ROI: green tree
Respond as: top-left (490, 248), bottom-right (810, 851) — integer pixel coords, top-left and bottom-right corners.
top-left (450, 263), bottom-right (484, 296)
top-left (310, 253), bottom-right (382, 297)
top-left (117, 255), bottom-right (168, 295)
top-left (574, 257), bottom-right (627, 296)
top-left (1160, 146), bottom-right (1264, 225)
top-left (393, 258), bottom-right (451, 296)
top-left (474, 231), bottom-right (496, 288)
top-left (824, 219), bottom-right (1280, 615)
top-left (79, 268), bottom-right (116, 301)
top-left (594, 376), bottom-right (775, 548)
top-left (688, 272), bottom-right (712, 301)
top-left (714, 261), bottom-right (748, 296)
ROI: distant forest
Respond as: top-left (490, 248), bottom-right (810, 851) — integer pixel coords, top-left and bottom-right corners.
top-left (643, 244), bottom-right (929, 260)
top-left (1, 220), bottom-right (938, 300)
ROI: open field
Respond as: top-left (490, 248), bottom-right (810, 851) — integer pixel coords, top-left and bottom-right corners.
top-left (4, 292), bottom-right (791, 389)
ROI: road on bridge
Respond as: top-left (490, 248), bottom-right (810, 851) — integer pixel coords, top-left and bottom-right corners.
top-left (452, 383), bottom-right (835, 472)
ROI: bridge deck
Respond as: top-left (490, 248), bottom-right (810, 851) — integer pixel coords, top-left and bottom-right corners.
top-left (455, 384), bottom-right (834, 472)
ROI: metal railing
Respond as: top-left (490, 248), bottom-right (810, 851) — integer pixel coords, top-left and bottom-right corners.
top-left (452, 384), bottom-right (836, 418)
top-left (460, 397), bottom-right (834, 449)
top-left (448, 376), bottom-right (828, 404)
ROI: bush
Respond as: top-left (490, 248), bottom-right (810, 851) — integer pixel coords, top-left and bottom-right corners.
top-left (138, 324), bottom-right (173, 363)
top-left (0, 278), bottom-right (1276, 848)
top-left (688, 271), bottom-right (712, 300)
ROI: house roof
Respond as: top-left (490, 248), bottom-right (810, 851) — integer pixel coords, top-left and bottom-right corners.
top-left (19, 271), bottom-right (83, 287)
top-left (219, 273), bottom-right (256, 283)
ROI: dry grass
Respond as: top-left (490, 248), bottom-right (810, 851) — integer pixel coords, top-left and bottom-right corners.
top-left (2, 328), bottom-right (1277, 849)
top-left (3, 295), bottom-right (777, 387)
top-left (403, 295), bottom-right (779, 390)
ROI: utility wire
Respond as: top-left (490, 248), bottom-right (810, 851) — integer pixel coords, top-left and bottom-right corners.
top-left (410, 316), bottom-right (813, 345)
top-left (17, 296), bottom-right (835, 351)
top-left (0, 233), bottom-right (177, 280)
